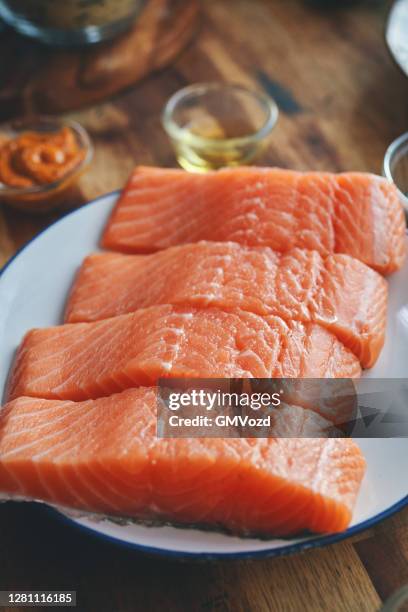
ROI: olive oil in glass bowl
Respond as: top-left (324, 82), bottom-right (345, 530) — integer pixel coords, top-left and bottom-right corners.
top-left (162, 83), bottom-right (279, 173)
top-left (0, 0), bottom-right (146, 45)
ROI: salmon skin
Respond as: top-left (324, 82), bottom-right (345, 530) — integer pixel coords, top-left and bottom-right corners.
top-left (101, 166), bottom-right (406, 275)
top-left (0, 389), bottom-right (366, 536)
top-left (6, 305), bottom-right (361, 402)
top-left (65, 242), bottom-right (387, 368)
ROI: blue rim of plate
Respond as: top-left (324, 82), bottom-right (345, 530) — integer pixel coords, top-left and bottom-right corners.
top-left (0, 191), bottom-right (407, 560)
top-left (46, 494), bottom-right (408, 561)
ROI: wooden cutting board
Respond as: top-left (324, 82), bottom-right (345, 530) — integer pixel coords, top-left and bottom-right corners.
top-left (0, 0), bottom-right (199, 119)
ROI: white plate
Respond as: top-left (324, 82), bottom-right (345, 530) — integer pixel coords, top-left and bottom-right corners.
top-left (0, 192), bottom-right (407, 560)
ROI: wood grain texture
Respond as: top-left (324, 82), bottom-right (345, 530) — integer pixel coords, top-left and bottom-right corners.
top-left (0, 501), bottom-right (406, 612)
top-left (0, 1), bottom-right (407, 610)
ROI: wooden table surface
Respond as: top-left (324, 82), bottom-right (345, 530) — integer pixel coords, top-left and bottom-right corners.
top-left (0, 1), bottom-right (407, 610)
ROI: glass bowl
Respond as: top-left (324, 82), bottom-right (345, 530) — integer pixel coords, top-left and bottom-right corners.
top-left (380, 585), bottom-right (408, 612)
top-left (0, 0), bottom-right (146, 46)
top-left (0, 117), bottom-right (93, 213)
top-left (383, 132), bottom-right (408, 213)
top-left (162, 82), bottom-right (279, 172)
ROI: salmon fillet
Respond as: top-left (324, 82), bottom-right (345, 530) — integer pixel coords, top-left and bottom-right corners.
top-left (7, 305), bottom-right (361, 402)
top-left (236, 379), bottom-right (358, 430)
top-left (0, 389), bottom-right (366, 535)
top-left (101, 167), bottom-right (406, 275)
top-left (65, 243), bottom-right (387, 368)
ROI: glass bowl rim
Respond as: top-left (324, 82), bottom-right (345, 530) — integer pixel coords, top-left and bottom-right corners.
top-left (0, 116), bottom-right (93, 196)
top-left (383, 131), bottom-right (408, 209)
top-left (162, 82), bottom-right (279, 150)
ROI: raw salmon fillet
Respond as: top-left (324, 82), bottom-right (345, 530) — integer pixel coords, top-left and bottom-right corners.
top-left (0, 389), bottom-right (366, 535)
top-left (65, 242), bottom-right (387, 367)
top-left (7, 305), bottom-right (361, 402)
top-left (101, 166), bottom-right (406, 275)
top-left (236, 379), bottom-right (357, 430)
